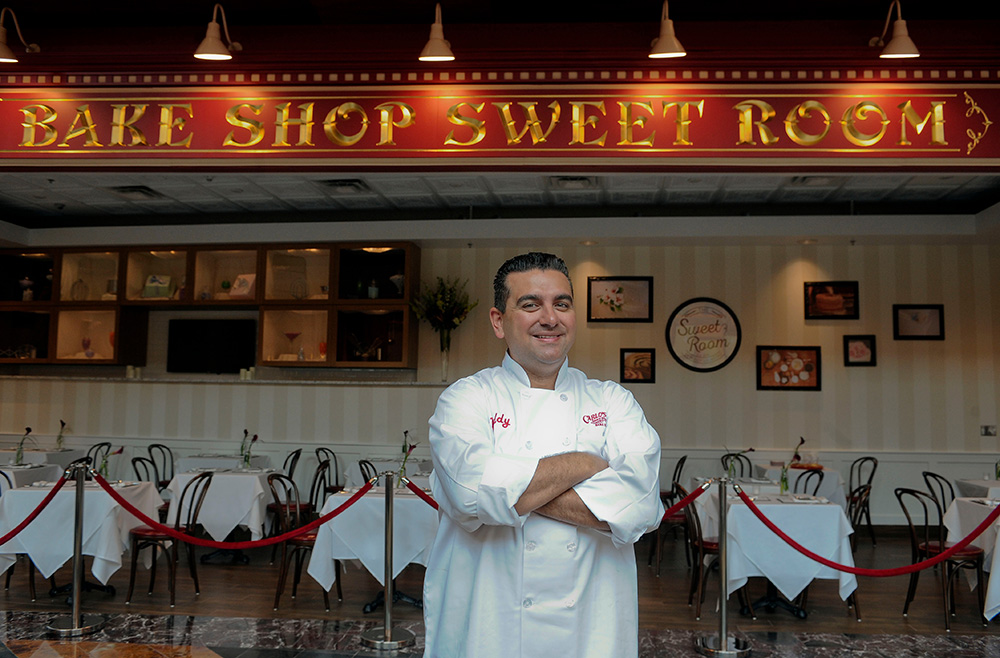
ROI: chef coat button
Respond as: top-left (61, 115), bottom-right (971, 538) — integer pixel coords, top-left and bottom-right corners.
top-left (566, 542), bottom-right (577, 552)
top-left (525, 441), bottom-right (533, 450)
top-left (565, 598), bottom-right (576, 608)
top-left (522, 598), bottom-right (532, 609)
top-left (562, 437), bottom-right (570, 446)
top-left (559, 393), bottom-right (568, 402)
top-left (525, 541), bottom-right (537, 551)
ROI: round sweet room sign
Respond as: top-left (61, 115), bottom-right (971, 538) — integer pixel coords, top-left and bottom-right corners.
top-left (665, 297), bottom-right (742, 372)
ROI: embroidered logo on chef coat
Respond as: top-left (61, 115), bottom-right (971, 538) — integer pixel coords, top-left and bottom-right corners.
top-left (582, 411), bottom-right (608, 427)
top-left (491, 413), bottom-right (511, 430)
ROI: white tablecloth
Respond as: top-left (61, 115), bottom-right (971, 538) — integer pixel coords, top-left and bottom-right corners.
top-left (175, 454), bottom-right (270, 472)
top-left (0, 464), bottom-right (64, 492)
top-left (955, 480), bottom-right (1000, 499)
top-left (166, 469), bottom-right (277, 541)
top-left (308, 486), bottom-right (439, 590)
top-left (693, 478), bottom-right (783, 537)
top-left (0, 481), bottom-right (161, 583)
top-left (943, 497), bottom-right (1000, 619)
top-left (754, 464), bottom-right (848, 509)
top-left (724, 496), bottom-right (857, 601)
top-left (0, 449), bottom-right (86, 468)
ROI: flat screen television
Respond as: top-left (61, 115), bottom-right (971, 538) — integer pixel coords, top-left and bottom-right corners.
top-left (166, 318), bottom-right (257, 374)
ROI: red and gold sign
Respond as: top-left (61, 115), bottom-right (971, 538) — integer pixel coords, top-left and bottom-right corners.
top-left (0, 84), bottom-right (995, 164)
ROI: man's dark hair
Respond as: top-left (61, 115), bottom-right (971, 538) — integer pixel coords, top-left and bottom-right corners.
top-left (493, 252), bottom-right (572, 312)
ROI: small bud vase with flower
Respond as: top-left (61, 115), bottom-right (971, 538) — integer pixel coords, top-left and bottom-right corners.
top-left (15, 427), bottom-right (36, 466)
top-left (244, 434), bottom-right (258, 468)
top-left (55, 419), bottom-right (66, 451)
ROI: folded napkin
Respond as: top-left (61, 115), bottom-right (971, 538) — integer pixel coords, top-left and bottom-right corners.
top-left (776, 494), bottom-right (826, 504)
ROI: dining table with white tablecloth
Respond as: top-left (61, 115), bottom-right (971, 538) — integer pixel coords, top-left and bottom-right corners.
top-left (696, 491), bottom-right (857, 602)
top-left (308, 486), bottom-right (439, 591)
top-left (175, 453), bottom-right (270, 473)
top-left (753, 464), bottom-right (849, 510)
top-left (0, 448), bottom-right (86, 468)
top-left (344, 459), bottom-right (432, 490)
top-left (0, 464), bottom-right (64, 493)
top-left (955, 480), bottom-right (1000, 499)
top-left (165, 468), bottom-right (278, 541)
top-left (943, 497), bottom-right (1000, 620)
top-left (0, 480), bottom-right (161, 583)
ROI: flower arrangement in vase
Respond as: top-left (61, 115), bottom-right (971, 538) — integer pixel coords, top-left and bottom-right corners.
top-left (55, 419), bottom-right (67, 451)
top-left (244, 434), bottom-right (259, 467)
top-left (398, 430), bottom-right (419, 487)
top-left (15, 427), bottom-right (36, 465)
top-left (410, 277), bottom-right (478, 381)
top-left (239, 429), bottom-right (250, 457)
top-left (780, 437), bottom-right (807, 493)
top-left (725, 446), bottom-right (754, 479)
top-left (100, 446), bottom-right (124, 477)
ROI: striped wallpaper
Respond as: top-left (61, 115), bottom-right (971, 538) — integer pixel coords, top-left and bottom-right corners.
top-left (1, 242), bottom-right (999, 507)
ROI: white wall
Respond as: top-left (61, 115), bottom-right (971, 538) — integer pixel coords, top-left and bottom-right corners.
top-left (2, 241), bottom-right (998, 524)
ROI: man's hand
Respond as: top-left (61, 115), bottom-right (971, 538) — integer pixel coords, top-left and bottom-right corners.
top-left (534, 489), bottom-right (610, 530)
top-left (514, 451), bottom-right (607, 516)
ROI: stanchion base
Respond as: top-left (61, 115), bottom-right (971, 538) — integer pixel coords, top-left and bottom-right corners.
top-left (47, 614), bottom-right (107, 637)
top-left (695, 634), bottom-right (751, 657)
top-left (360, 626), bottom-right (416, 650)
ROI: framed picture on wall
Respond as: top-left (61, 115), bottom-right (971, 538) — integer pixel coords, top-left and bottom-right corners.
top-left (587, 276), bottom-right (653, 322)
top-left (843, 335), bottom-right (877, 367)
top-left (893, 304), bottom-right (944, 340)
top-left (620, 348), bottom-right (655, 383)
top-left (804, 281), bottom-right (859, 319)
top-left (756, 346), bottom-right (821, 391)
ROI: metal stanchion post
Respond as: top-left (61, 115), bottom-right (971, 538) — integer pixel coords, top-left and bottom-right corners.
top-left (361, 471), bottom-right (416, 650)
top-left (695, 477), bottom-right (751, 657)
top-left (47, 463), bottom-right (107, 636)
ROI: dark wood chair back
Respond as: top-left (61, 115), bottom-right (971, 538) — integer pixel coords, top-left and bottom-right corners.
top-left (148, 443), bottom-right (174, 487)
top-left (176, 471), bottom-right (214, 532)
top-left (720, 452), bottom-right (751, 477)
top-left (309, 459), bottom-right (331, 514)
top-left (87, 442), bottom-right (112, 465)
top-left (849, 456), bottom-right (878, 492)
top-left (0, 471), bottom-right (11, 491)
top-left (794, 468), bottom-right (824, 496)
top-left (282, 449), bottom-right (302, 479)
top-left (922, 471), bottom-right (955, 512)
top-left (358, 459), bottom-right (378, 482)
top-left (315, 447), bottom-right (341, 489)
top-left (268, 473), bottom-right (307, 532)
top-left (132, 456), bottom-right (158, 485)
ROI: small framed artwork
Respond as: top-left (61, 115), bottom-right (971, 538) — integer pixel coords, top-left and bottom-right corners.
top-left (757, 346), bottom-right (821, 391)
top-left (893, 304), bottom-right (944, 340)
top-left (843, 335), bottom-right (877, 367)
top-left (620, 348), bottom-right (655, 383)
top-left (804, 281), bottom-right (859, 320)
top-left (587, 276), bottom-right (653, 322)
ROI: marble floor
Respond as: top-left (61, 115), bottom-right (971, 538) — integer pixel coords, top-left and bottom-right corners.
top-left (1, 611), bottom-right (1000, 657)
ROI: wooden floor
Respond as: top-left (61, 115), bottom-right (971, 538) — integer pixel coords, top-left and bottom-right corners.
top-left (1, 526), bottom-right (996, 638)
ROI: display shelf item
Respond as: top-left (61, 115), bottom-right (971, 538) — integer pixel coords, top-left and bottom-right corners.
top-left (60, 252), bottom-right (120, 302)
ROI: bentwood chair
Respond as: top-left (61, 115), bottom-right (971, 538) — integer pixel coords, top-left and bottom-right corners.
top-left (649, 456), bottom-right (689, 575)
top-left (125, 471), bottom-right (214, 607)
top-left (132, 456), bottom-right (170, 521)
top-left (315, 447), bottom-right (344, 494)
top-left (282, 448), bottom-right (303, 480)
top-left (358, 459), bottom-right (378, 483)
top-left (87, 442), bottom-right (112, 468)
top-left (794, 468), bottom-right (824, 496)
top-left (922, 471), bottom-right (956, 512)
top-left (148, 444), bottom-right (174, 491)
top-left (895, 487), bottom-right (986, 631)
top-left (848, 456), bottom-right (878, 546)
top-left (720, 452), bottom-right (751, 478)
top-left (268, 473), bottom-right (335, 610)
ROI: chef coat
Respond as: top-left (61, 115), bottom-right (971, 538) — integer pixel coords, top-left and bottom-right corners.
top-left (423, 353), bottom-right (664, 658)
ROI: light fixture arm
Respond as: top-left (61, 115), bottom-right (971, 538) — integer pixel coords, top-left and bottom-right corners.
top-left (0, 7), bottom-right (40, 54)
top-left (211, 3), bottom-right (242, 53)
top-left (870, 0), bottom-right (902, 47)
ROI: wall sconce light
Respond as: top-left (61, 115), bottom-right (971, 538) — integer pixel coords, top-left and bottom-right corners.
top-left (194, 3), bottom-right (242, 61)
top-left (419, 3), bottom-right (455, 62)
top-left (0, 7), bottom-right (40, 63)
top-left (869, 0), bottom-right (919, 59)
top-left (648, 0), bottom-right (685, 59)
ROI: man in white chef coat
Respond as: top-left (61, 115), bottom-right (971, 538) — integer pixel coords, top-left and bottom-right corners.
top-left (423, 252), bottom-right (664, 658)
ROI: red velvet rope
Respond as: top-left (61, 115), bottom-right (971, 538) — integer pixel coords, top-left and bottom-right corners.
top-left (0, 477), bottom-right (68, 547)
top-left (661, 482), bottom-right (709, 522)
top-left (735, 487), bottom-right (1000, 577)
top-left (402, 477), bottom-right (439, 509)
top-left (94, 473), bottom-right (374, 549)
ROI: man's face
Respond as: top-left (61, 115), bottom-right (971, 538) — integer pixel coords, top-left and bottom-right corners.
top-left (490, 268), bottom-right (576, 387)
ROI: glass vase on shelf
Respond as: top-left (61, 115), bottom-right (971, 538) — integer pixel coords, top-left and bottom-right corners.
top-left (780, 465), bottom-right (789, 493)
